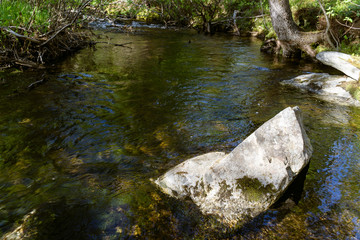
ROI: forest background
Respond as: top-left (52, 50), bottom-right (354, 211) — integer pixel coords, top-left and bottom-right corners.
top-left (0, 0), bottom-right (359, 68)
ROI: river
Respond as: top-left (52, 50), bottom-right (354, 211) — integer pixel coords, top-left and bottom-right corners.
top-left (0, 27), bottom-right (359, 239)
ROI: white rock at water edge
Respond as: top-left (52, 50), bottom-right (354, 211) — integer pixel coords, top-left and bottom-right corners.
top-left (281, 73), bottom-right (360, 106)
top-left (316, 51), bottom-right (360, 81)
top-left (155, 106), bottom-right (313, 225)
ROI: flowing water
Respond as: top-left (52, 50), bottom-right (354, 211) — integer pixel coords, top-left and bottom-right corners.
top-left (0, 27), bottom-right (359, 239)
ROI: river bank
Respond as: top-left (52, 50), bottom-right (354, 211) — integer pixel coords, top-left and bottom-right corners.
top-left (0, 0), bottom-right (92, 69)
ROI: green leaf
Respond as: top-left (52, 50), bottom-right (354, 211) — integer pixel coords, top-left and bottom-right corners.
top-left (344, 16), bottom-right (353, 23)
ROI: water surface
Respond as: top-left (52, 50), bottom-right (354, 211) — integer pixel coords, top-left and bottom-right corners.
top-left (0, 28), bottom-right (359, 239)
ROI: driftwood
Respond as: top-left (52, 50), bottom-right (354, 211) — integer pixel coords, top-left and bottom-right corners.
top-left (28, 75), bottom-right (48, 90)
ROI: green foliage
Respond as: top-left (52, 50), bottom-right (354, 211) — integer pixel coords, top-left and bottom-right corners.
top-left (325, 0), bottom-right (360, 20)
top-left (0, 0), bottom-right (50, 31)
top-left (0, 0), bottom-right (271, 35)
top-left (290, 0), bottom-right (360, 55)
top-left (290, 0), bottom-right (360, 23)
top-left (0, 0), bottom-right (92, 34)
top-left (290, 0), bottom-right (318, 10)
top-left (340, 38), bottom-right (360, 55)
top-left (265, 28), bottom-right (277, 39)
top-left (112, 0), bottom-right (269, 34)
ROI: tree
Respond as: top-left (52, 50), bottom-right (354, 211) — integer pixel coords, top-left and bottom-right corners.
top-left (268, 0), bottom-right (324, 58)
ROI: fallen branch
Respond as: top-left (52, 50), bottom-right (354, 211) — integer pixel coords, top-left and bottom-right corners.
top-left (335, 19), bottom-right (360, 30)
top-left (15, 59), bottom-right (45, 69)
top-left (0, 27), bottom-right (41, 44)
top-left (0, 65), bottom-right (11, 70)
top-left (38, 23), bottom-right (73, 46)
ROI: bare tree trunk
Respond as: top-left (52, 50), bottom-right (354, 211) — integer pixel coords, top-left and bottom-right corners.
top-left (268, 0), bottom-right (324, 58)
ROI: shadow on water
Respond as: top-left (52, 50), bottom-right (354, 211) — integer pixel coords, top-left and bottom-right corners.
top-left (0, 28), bottom-right (359, 239)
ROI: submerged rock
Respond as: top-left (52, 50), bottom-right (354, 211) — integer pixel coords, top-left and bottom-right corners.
top-left (1, 210), bottom-right (36, 240)
top-left (155, 107), bottom-right (312, 225)
top-left (281, 73), bottom-right (360, 106)
top-left (316, 51), bottom-right (360, 81)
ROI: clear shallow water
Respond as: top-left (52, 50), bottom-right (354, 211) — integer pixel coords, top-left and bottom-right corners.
top-left (0, 28), bottom-right (359, 239)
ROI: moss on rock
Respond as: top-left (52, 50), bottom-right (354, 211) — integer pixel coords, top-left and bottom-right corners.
top-left (236, 176), bottom-right (276, 202)
top-left (343, 81), bottom-right (360, 101)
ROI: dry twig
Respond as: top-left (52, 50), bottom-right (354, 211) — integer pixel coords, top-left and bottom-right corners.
top-left (317, 0), bottom-right (338, 49)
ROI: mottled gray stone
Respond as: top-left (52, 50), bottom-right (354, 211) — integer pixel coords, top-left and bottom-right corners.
top-left (316, 51), bottom-right (360, 81)
top-left (281, 73), bottom-right (360, 106)
top-left (155, 107), bottom-right (312, 225)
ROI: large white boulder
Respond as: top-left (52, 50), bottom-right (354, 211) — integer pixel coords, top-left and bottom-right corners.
top-left (155, 107), bottom-right (312, 225)
top-left (316, 51), bottom-right (360, 81)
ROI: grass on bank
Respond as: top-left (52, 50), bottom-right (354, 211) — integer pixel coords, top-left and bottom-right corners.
top-left (0, 0), bottom-right (50, 32)
top-left (0, 0), bottom-right (92, 68)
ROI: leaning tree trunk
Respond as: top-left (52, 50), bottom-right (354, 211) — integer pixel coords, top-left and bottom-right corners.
top-left (268, 0), bottom-right (324, 58)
